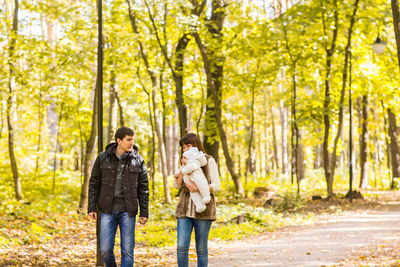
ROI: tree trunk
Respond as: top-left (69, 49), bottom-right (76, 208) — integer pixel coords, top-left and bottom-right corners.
top-left (174, 35), bottom-right (189, 137)
top-left (231, 120), bottom-right (239, 176)
top-left (323, 63), bottom-right (332, 196)
top-left (296, 130), bottom-right (305, 182)
top-left (160, 69), bottom-right (168, 158)
top-left (291, 68), bottom-right (305, 186)
top-left (314, 127), bottom-right (324, 169)
top-left (196, 65), bottom-right (206, 134)
top-left (78, 81), bottom-right (98, 213)
top-left (138, 72), bottom-right (156, 199)
top-left (194, 32), bottom-right (244, 197)
top-left (281, 19), bottom-right (304, 188)
top-left (151, 87), bottom-right (171, 203)
top-left (382, 103), bottom-right (393, 187)
top-left (77, 89), bottom-right (85, 180)
top-left (314, 144), bottom-right (321, 169)
top-left (391, 0), bottom-right (400, 71)
top-left (264, 123), bottom-right (270, 175)
top-left (107, 68), bottom-right (117, 144)
top-left (35, 15), bottom-right (48, 176)
top-left (203, 107), bottom-right (220, 162)
top-left (147, 136), bottom-right (155, 199)
top-left (144, 0), bottom-right (207, 137)
top-left (187, 107), bottom-right (193, 132)
top-left (372, 101), bottom-right (381, 187)
top-left (270, 106), bottom-right (279, 171)
top-left (322, 0), bottom-right (338, 198)
top-left (137, 66), bottom-right (171, 203)
top-left (263, 94), bottom-right (271, 175)
top-left (165, 124), bottom-right (173, 175)
top-left (359, 94), bottom-right (369, 188)
top-left (256, 129), bottom-right (262, 178)
top-left (127, 0), bottom-right (171, 203)
top-left (0, 75), bottom-right (3, 140)
top-left (387, 108), bottom-right (400, 186)
top-left (35, 82), bottom-right (43, 178)
top-left (113, 88), bottom-right (124, 127)
top-left (148, 97), bottom-right (156, 199)
top-left (390, 0), bottom-right (400, 189)
top-left (44, 10), bottom-right (59, 173)
top-left (52, 103), bottom-right (64, 194)
top-left (7, 0), bottom-right (22, 200)
top-left (202, 0), bottom-right (227, 163)
top-left (245, 62), bottom-right (260, 182)
top-left (279, 99), bottom-right (289, 174)
top-left (173, 108), bottom-right (179, 175)
top-left (348, 57), bottom-right (354, 201)
top-left (330, 0), bottom-right (359, 186)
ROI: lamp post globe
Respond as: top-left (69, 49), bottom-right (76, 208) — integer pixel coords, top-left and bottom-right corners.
top-left (371, 36), bottom-right (386, 55)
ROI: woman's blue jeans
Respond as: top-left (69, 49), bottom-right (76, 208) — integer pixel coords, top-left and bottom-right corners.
top-left (100, 212), bottom-right (136, 267)
top-left (177, 217), bottom-right (212, 267)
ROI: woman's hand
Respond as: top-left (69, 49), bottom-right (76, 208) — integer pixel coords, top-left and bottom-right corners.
top-left (174, 171), bottom-right (183, 186)
top-left (174, 171), bottom-right (182, 179)
top-left (185, 181), bottom-right (199, 193)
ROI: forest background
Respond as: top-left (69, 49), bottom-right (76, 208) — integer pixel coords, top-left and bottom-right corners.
top-left (2, 0), bottom-right (400, 263)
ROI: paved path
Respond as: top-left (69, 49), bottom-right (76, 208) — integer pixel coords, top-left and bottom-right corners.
top-left (209, 206), bottom-right (400, 267)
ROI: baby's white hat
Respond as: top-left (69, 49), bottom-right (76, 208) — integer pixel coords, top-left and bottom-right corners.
top-left (183, 147), bottom-right (203, 160)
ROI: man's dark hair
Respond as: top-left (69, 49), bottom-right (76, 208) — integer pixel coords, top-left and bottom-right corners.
top-left (115, 126), bottom-right (134, 142)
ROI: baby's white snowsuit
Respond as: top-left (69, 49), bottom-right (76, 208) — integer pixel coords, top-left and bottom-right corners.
top-left (181, 147), bottom-right (211, 213)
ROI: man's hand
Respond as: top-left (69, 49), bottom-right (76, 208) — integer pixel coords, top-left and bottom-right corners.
top-left (88, 212), bottom-right (97, 220)
top-left (138, 217), bottom-right (148, 225)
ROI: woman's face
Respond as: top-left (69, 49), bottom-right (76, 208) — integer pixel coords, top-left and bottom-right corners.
top-left (182, 143), bottom-right (193, 152)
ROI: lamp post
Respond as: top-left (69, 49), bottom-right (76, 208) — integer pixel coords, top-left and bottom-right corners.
top-left (349, 34), bottom-right (386, 202)
top-left (349, 46), bottom-right (353, 202)
top-left (96, 0), bottom-right (104, 266)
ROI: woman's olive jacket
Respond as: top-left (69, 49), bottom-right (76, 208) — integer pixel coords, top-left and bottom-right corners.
top-left (88, 142), bottom-right (149, 218)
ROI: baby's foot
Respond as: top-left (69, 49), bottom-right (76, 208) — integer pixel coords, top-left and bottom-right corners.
top-left (196, 204), bottom-right (206, 213)
top-left (202, 196), bottom-right (211, 204)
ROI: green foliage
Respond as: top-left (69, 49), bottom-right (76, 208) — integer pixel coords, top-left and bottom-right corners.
top-left (273, 191), bottom-right (305, 212)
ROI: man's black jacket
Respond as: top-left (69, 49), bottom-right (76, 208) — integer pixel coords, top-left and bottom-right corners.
top-left (88, 142), bottom-right (149, 218)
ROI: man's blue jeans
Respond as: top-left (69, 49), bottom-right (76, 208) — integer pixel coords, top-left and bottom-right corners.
top-left (100, 212), bottom-right (136, 267)
top-left (177, 217), bottom-right (212, 267)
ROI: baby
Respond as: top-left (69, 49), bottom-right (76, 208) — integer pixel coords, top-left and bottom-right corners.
top-left (179, 146), bottom-right (211, 213)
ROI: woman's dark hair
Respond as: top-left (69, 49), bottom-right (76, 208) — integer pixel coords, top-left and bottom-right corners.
top-left (179, 133), bottom-right (205, 155)
top-left (115, 126), bottom-right (134, 142)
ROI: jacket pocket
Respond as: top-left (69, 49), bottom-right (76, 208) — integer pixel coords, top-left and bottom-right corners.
top-left (127, 165), bottom-right (140, 187)
top-left (100, 164), bottom-right (114, 184)
top-left (129, 165), bottom-right (141, 173)
top-left (100, 163), bottom-right (113, 169)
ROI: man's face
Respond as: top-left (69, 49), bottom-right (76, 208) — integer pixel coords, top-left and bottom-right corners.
top-left (117, 135), bottom-right (135, 153)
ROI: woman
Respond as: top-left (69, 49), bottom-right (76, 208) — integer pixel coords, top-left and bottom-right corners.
top-left (174, 133), bottom-right (220, 267)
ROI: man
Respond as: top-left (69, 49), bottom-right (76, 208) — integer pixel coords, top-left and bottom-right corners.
top-left (88, 126), bottom-right (149, 267)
